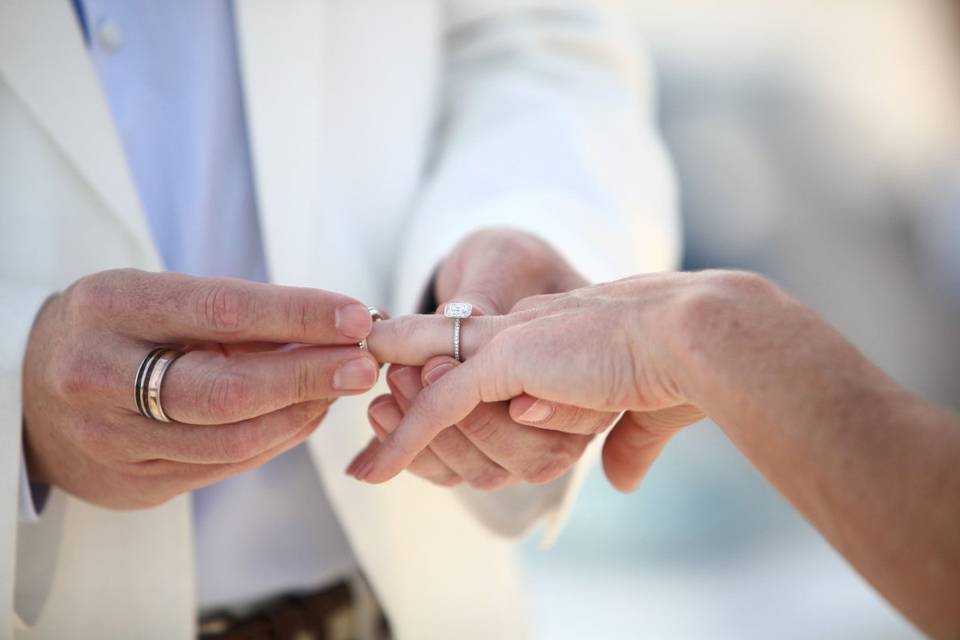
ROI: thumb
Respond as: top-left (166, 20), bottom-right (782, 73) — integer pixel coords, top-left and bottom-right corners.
top-left (602, 405), bottom-right (703, 492)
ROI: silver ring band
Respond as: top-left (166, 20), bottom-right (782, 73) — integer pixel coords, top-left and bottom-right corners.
top-left (358, 305), bottom-right (388, 351)
top-left (134, 347), bottom-right (166, 418)
top-left (135, 347), bottom-right (183, 422)
top-left (453, 318), bottom-right (462, 362)
top-left (146, 350), bottom-right (183, 423)
top-left (443, 302), bottom-right (473, 362)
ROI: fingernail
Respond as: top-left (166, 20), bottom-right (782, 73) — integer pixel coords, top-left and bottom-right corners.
top-left (346, 449), bottom-right (373, 480)
top-left (423, 362), bottom-right (456, 386)
top-left (335, 303), bottom-right (372, 340)
top-left (346, 442), bottom-right (375, 477)
top-left (334, 358), bottom-right (378, 390)
top-left (354, 457), bottom-right (376, 481)
top-left (369, 418), bottom-right (387, 440)
top-left (368, 399), bottom-right (400, 430)
top-left (345, 456), bottom-right (362, 476)
top-left (519, 399), bottom-right (555, 424)
top-left (388, 366), bottom-right (421, 400)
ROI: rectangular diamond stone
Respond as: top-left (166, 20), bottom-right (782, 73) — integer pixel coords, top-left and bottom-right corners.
top-left (443, 302), bottom-right (473, 318)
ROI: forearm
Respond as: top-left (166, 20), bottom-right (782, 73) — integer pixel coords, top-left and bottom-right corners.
top-left (676, 275), bottom-right (960, 638)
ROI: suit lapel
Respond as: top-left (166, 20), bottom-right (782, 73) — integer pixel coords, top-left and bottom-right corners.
top-left (0, 0), bottom-right (156, 258)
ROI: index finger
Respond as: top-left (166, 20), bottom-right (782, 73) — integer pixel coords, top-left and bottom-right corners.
top-left (351, 346), bottom-right (521, 483)
top-left (94, 270), bottom-right (373, 344)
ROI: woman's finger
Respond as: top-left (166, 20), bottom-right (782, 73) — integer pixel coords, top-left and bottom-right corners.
top-left (509, 394), bottom-right (621, 435)
top-left (350, 343), bottom-right (517, 483)
top-left (420, 360), bottom-right (593, 486)
top-left (602, 405), bottom-right (705, 492)
top-left (365, 394), bottom-right (462, 486)
top-left (386, 362), bottom-right (514, 490)
top-left (364, 314), bottom-right (518, 366)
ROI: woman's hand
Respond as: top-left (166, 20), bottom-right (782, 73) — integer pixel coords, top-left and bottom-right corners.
top-left (365, 228), bottom-right (613, 490)
top-left (356, 271), bottom-right (734, 487)
top-left (365, 270), bottom-right (960, 639)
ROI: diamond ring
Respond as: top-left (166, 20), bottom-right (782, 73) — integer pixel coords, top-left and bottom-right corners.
top-left (443, 302), bottom-right (473, 362)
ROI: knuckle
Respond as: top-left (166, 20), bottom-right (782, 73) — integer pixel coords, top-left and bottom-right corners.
top-left (509, 293), bottom-right (552, 314)
top-left (50, 351), bottom-right (90, 400)
top-left (426, 471), bottom-right (462, 487)
top-left (285, 292), bottom-right (327, 340)
top-left (523, 445), bottom-right (577, 484)
top-left (203, 372), bottom-right (253, 420)
top-left (294, 361), bottom-right (323, 402)
top-left (389, 316), bottom-right (420, 346)
top-left (711, 269), bottom-right (775, 296)
top-left (197, 284), bottom-right (250, 334)
top-left (457, 410), bottom-right (500, 442)
top-left (414, 389), bottom-right (447, 425)
top-left (465, 465), bottom-right (511, 491)
top-left (70, 419), bottom-right (112, 456)
top-left (552, 405), bottom-right (586, 430)
top-left (50, 349), bottom-right (117, 407)
top-left (589, 413), bottom-right (616, 435)
top-left (214, 428), bottom-right (261, 462)
top-left (67, 273), bottom-right (114, 320)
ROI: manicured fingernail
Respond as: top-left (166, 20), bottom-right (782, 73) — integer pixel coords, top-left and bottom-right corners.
top-left (388, 366), bottom-right (421, 400)
top-left (345, 456), bottom-right (362, 476)
top-left (334, 358), bottom-right (378, 390)
top-left (368, 399), bottom-right (400, 430)
top-left (355, 457), bottom-right (376, 482)
top-left (368, 418), bottom-right (387, 440)
top-left (346, 449), bottom-right (374, 479)
top-left (335, 303), bottom-right (372, 340)
top-left (423, 363), bottom-right (456, 386)
top-left (346, 441), bottom-right (375, 476)
top-left (519, 400), bottom-right (555, 424)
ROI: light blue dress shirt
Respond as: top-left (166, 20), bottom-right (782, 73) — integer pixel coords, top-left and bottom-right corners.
top-left (71, 0), bottom-right (358, 611)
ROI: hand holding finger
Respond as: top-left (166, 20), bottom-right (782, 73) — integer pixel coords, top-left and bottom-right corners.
top-left (363, 394), bottom-right (462, 487)
top-left (382, 363), bottom-right (511, 490)
top-left (418, 359), bottom-right (594, 486)
top-left (602, 405), bottom-right (705, 492)
top-left (158, 345), bottom-right (379, 424)
top-left (364, 314), bottom-right (516, 366)
top-left (73, 269), bottom-right (375, 345)
top-left (509, 394), bottom-right (620, 435)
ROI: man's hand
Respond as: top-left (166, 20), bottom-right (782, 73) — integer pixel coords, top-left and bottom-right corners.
top-left (361, 229), bottom-right (618, 489)
top-left (22, 269), bottom-right (380, 509)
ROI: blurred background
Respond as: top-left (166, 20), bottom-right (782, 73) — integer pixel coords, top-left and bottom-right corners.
top-left (520, 0), bottom-right (960, 638)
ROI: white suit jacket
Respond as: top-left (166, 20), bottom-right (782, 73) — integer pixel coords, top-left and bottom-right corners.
top-left (0, 1), bottom-right (679, 638)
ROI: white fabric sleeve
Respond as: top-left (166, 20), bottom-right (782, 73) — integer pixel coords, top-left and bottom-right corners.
top-left (0, 284), bottom-right (58, 631)
top-left (17, 453), bottom-right (46, 523)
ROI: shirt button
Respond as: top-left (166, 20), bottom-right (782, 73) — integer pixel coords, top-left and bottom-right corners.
top-left (96, 19), bottom-right (124, 51)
